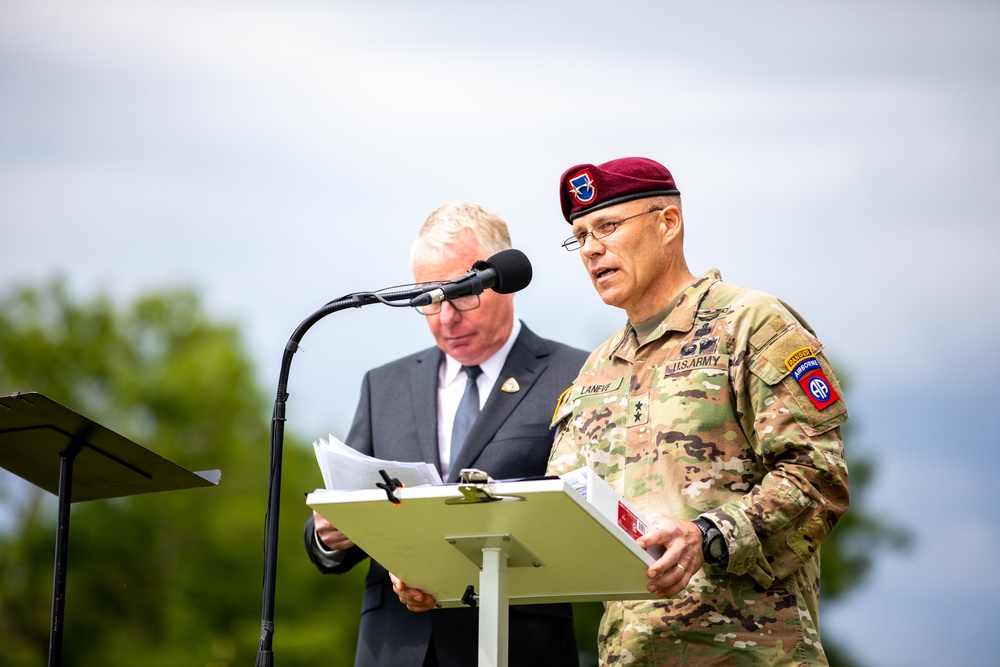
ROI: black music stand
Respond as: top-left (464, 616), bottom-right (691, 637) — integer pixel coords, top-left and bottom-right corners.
top-left (0, 392), bottom-right (221, 667)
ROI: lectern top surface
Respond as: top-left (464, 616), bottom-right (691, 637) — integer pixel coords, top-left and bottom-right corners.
top-left (308, 480), bottom-right (658, 607)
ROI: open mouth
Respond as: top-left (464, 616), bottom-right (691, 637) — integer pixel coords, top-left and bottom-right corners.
top-left (594, 267), bottom-right (616, 280)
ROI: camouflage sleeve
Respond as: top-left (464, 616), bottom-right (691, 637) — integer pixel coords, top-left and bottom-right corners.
top-left (546, 384), bottom-right (584, 476)
top-left (705, 314), bottom-right (850, 588)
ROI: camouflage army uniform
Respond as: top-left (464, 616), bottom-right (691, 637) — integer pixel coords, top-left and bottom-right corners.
top-left (548, 269), bottom-right (849, 666)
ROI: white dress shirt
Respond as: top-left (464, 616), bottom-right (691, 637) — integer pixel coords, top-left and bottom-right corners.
top-left (436, 317), bottom-right (520, 479)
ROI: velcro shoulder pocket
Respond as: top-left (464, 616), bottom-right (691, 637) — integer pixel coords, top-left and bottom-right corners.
top-left (750, 317), bottom-right (848, 435)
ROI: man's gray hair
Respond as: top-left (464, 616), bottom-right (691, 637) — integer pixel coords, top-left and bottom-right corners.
top-left (410, 201), bottom-right (512, 267)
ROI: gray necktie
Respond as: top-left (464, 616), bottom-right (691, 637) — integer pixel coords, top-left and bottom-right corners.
top-left (450, 365), bottom-right (483, 471)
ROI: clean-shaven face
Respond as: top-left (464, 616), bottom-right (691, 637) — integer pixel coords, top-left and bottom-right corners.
top-left (571, 203), bottom-right (665, 318)
top-left (411, 230), bottom-right (514, 365)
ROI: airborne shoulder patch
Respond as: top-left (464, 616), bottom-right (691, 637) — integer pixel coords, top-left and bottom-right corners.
top-left (784, 348), bottom-right (839, 411)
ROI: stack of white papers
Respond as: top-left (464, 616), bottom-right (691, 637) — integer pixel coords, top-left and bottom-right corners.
top-left (312, 434), bottom-right (443, 491)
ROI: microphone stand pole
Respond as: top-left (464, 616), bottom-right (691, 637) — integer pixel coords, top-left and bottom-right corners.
top-left (255, 286), bottom-right (425, 666)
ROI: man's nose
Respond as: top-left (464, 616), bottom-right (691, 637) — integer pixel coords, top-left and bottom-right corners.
top-left (580, 231), bottom-right (607, 254)
top-left (438, 301), bottom-right (463, 324)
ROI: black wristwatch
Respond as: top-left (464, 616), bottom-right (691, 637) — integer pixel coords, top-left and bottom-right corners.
top-left (693, 517), bottom-right (728, 564)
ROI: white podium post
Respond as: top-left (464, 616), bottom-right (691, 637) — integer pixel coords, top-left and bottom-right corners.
top-left (478, 545), bottom-right (509, 667)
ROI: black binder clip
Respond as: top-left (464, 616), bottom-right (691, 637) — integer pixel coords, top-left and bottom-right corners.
top-left (376, 469), bottom-right (404, 505)
top-left (461, 585), bottom-right (478, 608)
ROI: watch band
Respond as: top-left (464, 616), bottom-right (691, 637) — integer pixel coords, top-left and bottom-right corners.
top-left (693, 517), bottom-right (727, 564)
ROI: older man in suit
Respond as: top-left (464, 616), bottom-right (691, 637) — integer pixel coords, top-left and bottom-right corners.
top-left (304, 201), bottom-right (588, 667)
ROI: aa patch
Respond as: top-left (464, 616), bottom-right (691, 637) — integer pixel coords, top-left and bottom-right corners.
top-left (567, 168), bottom-right (597, 206)
top-left (790, 356), bottom-right (840, 411)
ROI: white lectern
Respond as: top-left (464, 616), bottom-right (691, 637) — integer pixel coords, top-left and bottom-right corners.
top-left (307, 476), bottom-right (658, 667)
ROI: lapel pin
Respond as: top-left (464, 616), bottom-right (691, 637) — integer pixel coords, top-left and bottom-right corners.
top-left (500, 377), bottom-right (520, 393)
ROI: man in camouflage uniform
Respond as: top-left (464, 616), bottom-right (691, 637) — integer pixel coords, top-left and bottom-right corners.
top-left (548, 157), bottom-right (849, 666)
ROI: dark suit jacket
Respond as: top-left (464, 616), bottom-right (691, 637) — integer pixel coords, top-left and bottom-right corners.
top-left (305, 323), bottom-right (588, 667)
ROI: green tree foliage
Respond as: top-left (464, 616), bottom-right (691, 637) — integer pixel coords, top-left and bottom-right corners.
top-left (0, 281), bottom-right (365, 666)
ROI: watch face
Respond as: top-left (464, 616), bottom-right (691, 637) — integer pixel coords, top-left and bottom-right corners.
top-left (708, 536), bottom-right (725, 560)
top-left (695, 518), bottom-right (727, 563)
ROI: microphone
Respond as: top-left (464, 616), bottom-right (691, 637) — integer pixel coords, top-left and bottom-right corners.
top-left (410, 248), bottom-right (533, 308)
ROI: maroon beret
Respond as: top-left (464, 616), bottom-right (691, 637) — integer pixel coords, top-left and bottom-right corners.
top-left (559, 157), bottom-right (680, 222)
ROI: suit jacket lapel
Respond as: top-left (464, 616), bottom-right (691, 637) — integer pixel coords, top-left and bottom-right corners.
top-left (450, 325), bottom-right (548, 480)
top-left (411, 347), bottom-right (443, 473)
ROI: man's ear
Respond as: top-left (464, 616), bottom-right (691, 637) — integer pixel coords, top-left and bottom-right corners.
top-left (658, 206), bottom-right (683, 243)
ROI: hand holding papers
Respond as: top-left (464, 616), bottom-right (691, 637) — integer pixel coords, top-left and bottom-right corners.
top-left (312, 434), bottom-right (442, 491)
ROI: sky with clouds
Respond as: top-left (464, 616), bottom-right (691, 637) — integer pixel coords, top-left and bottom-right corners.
top-left (2, 1), bottom-right (999, 664)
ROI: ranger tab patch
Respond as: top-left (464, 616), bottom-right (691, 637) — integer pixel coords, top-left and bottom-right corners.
top-left (785, 348), bottom-right (839, 411)
top-left (784, 347), bottom-right (816, 371)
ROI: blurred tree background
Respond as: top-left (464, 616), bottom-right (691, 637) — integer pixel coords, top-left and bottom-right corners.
top-left (0, 281), bottom-right (909, 666)
top-left (0, 281), bottom-right (364, 666)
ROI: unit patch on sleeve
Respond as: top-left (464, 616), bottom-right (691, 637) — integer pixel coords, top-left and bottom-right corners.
top-left (784, 347), bottom-right (840, 411)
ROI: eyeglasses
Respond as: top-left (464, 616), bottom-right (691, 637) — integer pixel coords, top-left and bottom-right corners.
top-left (414, 293), bottom-right (481, 316)
top-left (560, 209), bottom-right (661, 251)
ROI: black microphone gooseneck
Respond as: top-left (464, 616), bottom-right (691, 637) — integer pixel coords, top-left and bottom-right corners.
top-left (254, 250), bottom-right (532, 666)
top-left (255, 286), bottom-right (424, 666)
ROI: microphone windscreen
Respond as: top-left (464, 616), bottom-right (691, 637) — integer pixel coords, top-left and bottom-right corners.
top-left (486, 249), bottom-right (533, 294)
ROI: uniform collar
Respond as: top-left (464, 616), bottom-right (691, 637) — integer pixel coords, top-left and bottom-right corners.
top-left (612, 269), bottom-right (722, 356)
